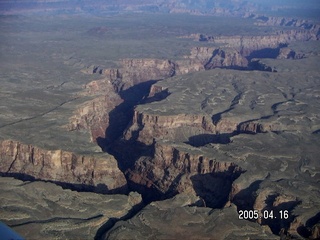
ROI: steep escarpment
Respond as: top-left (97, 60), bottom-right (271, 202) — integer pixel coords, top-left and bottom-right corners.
top-left (182, 28), bottom-right (316, 67)
top-left (101, 59), bottom-right (175, 92)
top-left (180, 17), bottom-right (319, 70)
top-left (0, 140), bottom-right (127, 194)
top-left (68, 59), bottom-right (177, 143)
top-left (125, 112), bottom-right (216, 145)
top-left (68, 80), bottom-right (124, 141)
top-left (125, 109), bottom-right (284, 146)
top-left (127, 141), bottom-right (242, 208)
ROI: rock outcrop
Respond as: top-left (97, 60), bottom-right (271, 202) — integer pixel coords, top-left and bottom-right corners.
top-left (277, 47), bottom-right (304, 59)
top-left (125, 111), bottom-right (216, 145)
top-left (68, 59), bottom-right (178, 142)
top-left (100, 59), bottom-right (175, 92)
top-left (179, 18), bottom-right (319, 69)
top-left (0, 177), bottom-right (142, 240)
top-left (127, 142), bottom-right (242, 208)
top-left (0, 140), bottom-right (127, 194)
top-left (186, 47), bottom-right (248, 69)
top-left (68, 80), bottom-right (123, 141)
top-left (183, 29), bottom-right (317, 56)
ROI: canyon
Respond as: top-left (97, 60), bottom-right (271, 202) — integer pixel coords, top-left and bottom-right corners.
top-left (0, 3), bottom-right (319, 240)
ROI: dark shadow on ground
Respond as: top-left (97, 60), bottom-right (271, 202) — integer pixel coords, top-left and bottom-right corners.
top-left (261, 194), bottom-right (301, 235)
top-left (297, 212), bottom-right (320, 239)
top-left (190, 168), bottom-right (243, 209)
top-left (97, 80), bottom-right (158, 151)
top-left (94, 198), bottom-right (145, 240)
top-left (312, 129), bottom-right (320, 134)
top-left (233, 180), bottom-right (262, 211)
top-left (0, 172), bottom-right (128, 194)
top-left (107, 139), bottom-right (155, 172)
top-left (185, 133), bottom-right (234, 147)
top-left (247, 45), bottom-right (287, 61)
top-left (125, 177), bottom-right (167, 204)
top-left (143, 88), bottom-right (171, 104)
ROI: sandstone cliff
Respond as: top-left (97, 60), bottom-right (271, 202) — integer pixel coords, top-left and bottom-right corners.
top-left (124, 111), bottom-right (217, 145)
top-left (68, 58), bottom-right (178, 142)
top-left (0, 140), bottom-right (127, 194)
top-left (185, 29), bottom-right (317, 55)
top-left (102, 58), bottom-right (175, 91)
top-left (68, 79), bottom-right (123, 141)
top-left (124, 109), bottom-right (284, 146)
top-left (187, 47), bottom-right (248, 69)
top-left (211, 30), bottom-right (316, 53)
top-left (127, 142), bottom-right (242, 208)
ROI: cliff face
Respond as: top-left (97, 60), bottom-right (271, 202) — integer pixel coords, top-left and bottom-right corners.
top-left (186, 29), bottom-right (316, 60)
top-left (124, 109), bottom-right (282, 145)
top-left (187, 47), bottom-right (248, 69)
top-left (102, 59), bottom-right (175, 91)
top-left (0, 140), bottom-right (127, 193)
top-left (208, 30), bottom-right (317, 51)
top-left (69, 59), bottom-right (176, 142)
top-left (68, 80), bottom-right (123, 141)
top-left (181, 19), bottom-right (319, 67)
top-left (124, 111), bottom-right (217, 145)
top-left (127, 142), bottom-right (242, 207)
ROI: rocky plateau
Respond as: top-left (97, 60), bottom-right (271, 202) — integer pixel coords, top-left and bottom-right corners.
top-left (0, 177), bottom-right (142, 239)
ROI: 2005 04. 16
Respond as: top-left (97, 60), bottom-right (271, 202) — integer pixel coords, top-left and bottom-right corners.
top-left (238, 210), bottom-right (289, 220)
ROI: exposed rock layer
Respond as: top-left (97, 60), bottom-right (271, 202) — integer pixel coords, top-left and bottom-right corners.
top-left (0, 140), bottom-right (127, 194)
top-left (126, 142), bottom-right (242, 208)
top-left (68, 80), bottom-right (123, 141)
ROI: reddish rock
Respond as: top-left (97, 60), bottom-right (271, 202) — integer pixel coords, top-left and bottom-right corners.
top-left (0, 140), bottom-right (127, 193)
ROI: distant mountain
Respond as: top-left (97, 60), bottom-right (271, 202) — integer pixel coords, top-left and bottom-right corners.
top-left (1, 0), bottom-right (319, 16)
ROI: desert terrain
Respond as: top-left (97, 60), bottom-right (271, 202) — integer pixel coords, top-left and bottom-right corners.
top-left (0, 1), bottom-right (319, 239)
